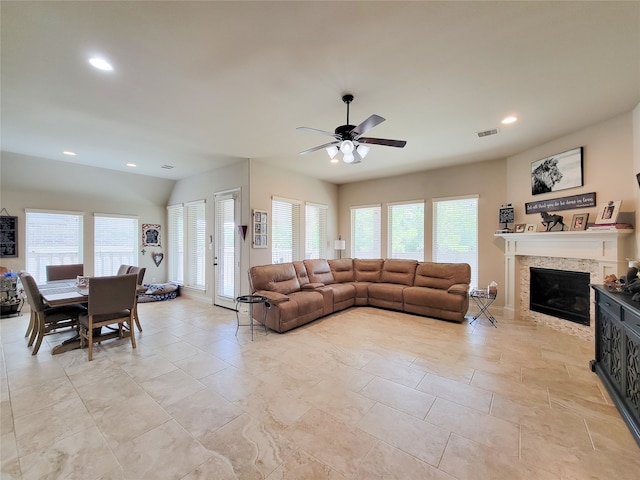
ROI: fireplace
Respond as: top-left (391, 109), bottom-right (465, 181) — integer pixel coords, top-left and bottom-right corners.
top-left (529, 267), bottom-right (591, 326)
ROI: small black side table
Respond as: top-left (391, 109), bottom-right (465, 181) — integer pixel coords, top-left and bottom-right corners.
top-left (469, 288), bottom-right (497, 327)
top-left (235, 295), bottom-right (268, 340)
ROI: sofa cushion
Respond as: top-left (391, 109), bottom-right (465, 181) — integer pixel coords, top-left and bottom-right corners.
top-left (368, 283), bottom-right (406, 310)
top-left (329, 259), bottom-right (355, 283)
top-left (413, 262), bottom-right (471, 289)
top-left (380, 259), bottom-right (418, 286)
top-left (249, 263), bottom-right (300, 295)
top-left (293, 261), bottom-right (310, 287)
top-left (304, 259), bottom-right (335, 284)
top-left (353, 259), bottom-right (384, 282)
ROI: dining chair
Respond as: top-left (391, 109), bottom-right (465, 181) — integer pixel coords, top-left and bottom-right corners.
top-left (46, 264), bottom-right (84, 281)
top-left (78, 273), bottom-right (138, 361)
top-left (118, 265), bottom-right (147, 332)
top-left (19, 273), bottom-right (86, 355)
top-left (116, 264), bottom-right (131, 276)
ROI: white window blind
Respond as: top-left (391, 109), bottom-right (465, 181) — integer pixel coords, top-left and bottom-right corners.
top-left (388, 201), bottom-right (424, 261)
top-left (272, 197), bottom-right (300, 264)
top-left (25, 210), bottom-right (83, 283)
top-left (305, 202), bottom-right (327, 259)
top-left (215, 195), bottom-right (235, 298)
top-left (350, 205), bottom-right (381, 259)
top-left (94, 214), bottom-right (138, 276)
top-left (186, 200), bottom-right (206, 290)
top-left (433, 195), bottom-right (478, 287)
top-left (167, 204), bottom-right (184, 284)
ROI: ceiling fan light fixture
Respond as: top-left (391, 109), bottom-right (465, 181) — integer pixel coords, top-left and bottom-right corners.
top-left (326, 145), bottom-right (339, 159)
top-left (340, 140), bottom-right (354, 154)
top-left (356, 144), bottom-right (370, 159)
top-left (343, 153), bottom-right (355, 164)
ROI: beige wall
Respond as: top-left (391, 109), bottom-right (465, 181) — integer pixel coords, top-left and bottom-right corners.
top-left (506, 112), bottom-right (636, 235)
top-left (168, 160), bottom-right (250, 301)
top-left (0, 152), bottom-right (174, 279)
top-left (338, 158), bottom-right (507, 300)
top-left (248, 160), bottom-right (339, 268)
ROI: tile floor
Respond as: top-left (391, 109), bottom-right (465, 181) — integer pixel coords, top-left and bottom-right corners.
top-left (1, 298), bottom-right (639, 479)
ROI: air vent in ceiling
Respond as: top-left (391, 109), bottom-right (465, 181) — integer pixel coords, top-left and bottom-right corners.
top-left (477, 128), bottom-right (499, 138)
top-left (161, 164), bottom-right (174, 169)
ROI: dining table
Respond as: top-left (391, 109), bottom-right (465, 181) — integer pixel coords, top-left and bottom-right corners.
top-left (39, 280), bottom-right (137, 355)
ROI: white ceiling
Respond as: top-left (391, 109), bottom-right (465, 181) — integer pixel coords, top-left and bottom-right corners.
top-left (1, 1), bottom-right (639, 185)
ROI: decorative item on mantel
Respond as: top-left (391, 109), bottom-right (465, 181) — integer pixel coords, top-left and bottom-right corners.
top-left (587, 200), bottom-right (633, 231)
top-left (540, 212), bottom-right (566, 231)
top-left (495, 204), bottom-right (514, 234)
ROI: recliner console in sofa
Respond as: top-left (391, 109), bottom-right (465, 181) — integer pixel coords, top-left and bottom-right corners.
top-left (248, 258), bottom-right (471, 333)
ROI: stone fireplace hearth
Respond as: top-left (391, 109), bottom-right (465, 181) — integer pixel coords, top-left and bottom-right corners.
top-left (496, 230), bottom-right (633, 338)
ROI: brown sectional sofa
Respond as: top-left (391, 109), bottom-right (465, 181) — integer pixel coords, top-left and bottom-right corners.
top-left (248, 258), bottom-right (471, 333)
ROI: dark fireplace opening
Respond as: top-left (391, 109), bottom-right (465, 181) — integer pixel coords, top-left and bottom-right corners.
top-left (530, 267), bottom-right (590, 326)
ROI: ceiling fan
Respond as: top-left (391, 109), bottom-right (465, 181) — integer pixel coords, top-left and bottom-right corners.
top-left (297, 94), bottom-right (407, 164)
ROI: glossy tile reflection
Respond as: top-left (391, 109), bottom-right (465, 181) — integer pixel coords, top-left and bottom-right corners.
top-left (1, 299), bottom-right (639, 479)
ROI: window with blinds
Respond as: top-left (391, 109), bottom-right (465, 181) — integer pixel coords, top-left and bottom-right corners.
top-left (388, 201), bottom-right (424, 261)
top-left (167, 205), bottom-right (184, 284)
top-left (215, 194), bottom-right (236, 298)
top-left (432, 195), bottom-right (478, 287)
top-left (186, 200), bottom-right (206, 290)
top-left (272, 197), bottom-right (300, 264)
top-left (94, 214), bottom-right (138, 276)
top-left (25, 210), bottom-right (83, 283)
top-left (305, 202), bottom-right (327, 259)
top-left (350, 205), bottom-right (381, 259)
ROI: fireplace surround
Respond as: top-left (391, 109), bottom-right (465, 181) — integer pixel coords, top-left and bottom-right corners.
top-left (496, 230), bottom-right (633, 333)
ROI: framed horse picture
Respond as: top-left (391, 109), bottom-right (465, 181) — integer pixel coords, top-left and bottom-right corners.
top-left (531, 147), bottom-right (583, 195)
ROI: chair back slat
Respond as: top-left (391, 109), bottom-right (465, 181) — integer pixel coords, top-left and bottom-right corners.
top-left (116, 264), bottom-right (131, 276)
top-left (127, 266), bottom-right (146, 286)
top-left (88, 273), bottom-right (137, 316)
top-left (46, 264), bottom-right (84, 281)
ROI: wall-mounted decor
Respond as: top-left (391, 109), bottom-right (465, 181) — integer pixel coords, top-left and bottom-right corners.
top-left (595, 200), bottom-right (621, 224)
top-left (142, 224), bottom-right (161, 247)
top-left (252, 210), bottom-right (267, 248)
top-left (152, 251), bottom-right (164, 267)
top-left (238, 225), bottom-right (248, 241)
top-left (531, 147), bottom-right (583, 195)
top-left (525, 192), bottom-right (595, 214)
top-left (570, 213), bottom-right (589, 231)
top-left (0, 210), bottom-right (18, 258)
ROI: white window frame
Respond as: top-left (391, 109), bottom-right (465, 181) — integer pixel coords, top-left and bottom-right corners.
top-left (94, 213), bottom-right (139, 277)
top-left (25, 209), bottom-right (84, 283)
top-left (432, 194), bottom-right (478, 287)
top-left (185, 200), bottom-right (206, 290)
top-left (387, 200), bottom-right (425, 261)
top-left (167, 204), bottom-right (184, 285)
top-left (272, 196), bottom-right (301, 264)
top-left (305, 202), bottom-right (328, 259)
top-left (350, 204), bottom-right (381, 259)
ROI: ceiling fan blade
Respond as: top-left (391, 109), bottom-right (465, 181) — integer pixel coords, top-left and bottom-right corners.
top-left (296, 126), bottom-right (340, 139)
top-left (358, 137), bottom-right (407, 148)
top-left (351, 114), bottom-right (385, 137)
top-left (299, 141), bottom-right (340, 155)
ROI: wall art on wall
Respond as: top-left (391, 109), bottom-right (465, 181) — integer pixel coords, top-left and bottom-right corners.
top-left (0, 213), bottom-right (18, 258)
top-left (525, 192), bottom-right (595, 214)
top-left (252, 210), bottom-right (267, 248)
top-left (142, 224), bottom-right (161, 247)
top-left (531, 147), bottom-right (583, 195)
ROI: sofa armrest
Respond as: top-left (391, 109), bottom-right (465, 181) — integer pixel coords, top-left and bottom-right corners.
top-left (302, 282), bottom-right (325, 290)
top-left (255, 290), bottom-right (290, 304)
top-left (447, 284), bottom-right (469, 296)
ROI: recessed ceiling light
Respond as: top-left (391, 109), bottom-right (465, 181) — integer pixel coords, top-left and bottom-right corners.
top-left (126, 163), bottom-right (136, 168)
top-left (501, 116), bottom-right (518, 124)
top-left (63, 151), bottom-right (77, 156)
top-left (89, 57), bottom-right (113, 72)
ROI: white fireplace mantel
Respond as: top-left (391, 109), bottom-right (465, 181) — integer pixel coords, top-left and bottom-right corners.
top-left (496, 230), bottom-right (634, 319)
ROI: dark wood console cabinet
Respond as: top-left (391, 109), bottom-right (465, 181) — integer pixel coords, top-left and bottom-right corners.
top-left (591, 285), bottom-right (640, 447)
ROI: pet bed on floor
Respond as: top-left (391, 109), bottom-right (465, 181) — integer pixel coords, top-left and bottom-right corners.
top-left (138, 283), bottom-right (179, 302)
